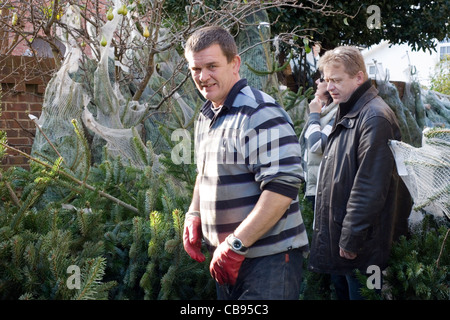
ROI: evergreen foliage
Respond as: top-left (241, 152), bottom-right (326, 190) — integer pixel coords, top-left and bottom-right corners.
top-left (0, 132), bottom-right (215, 300)
top-left (382, 214), bottom-right (449, 300)
top-left (353, 213), bottom-right (449, 300)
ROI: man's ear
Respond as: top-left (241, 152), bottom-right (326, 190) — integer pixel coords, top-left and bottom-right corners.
top-left (232, 55), bottom-right (241, 74)
top-left (356, 70), bottom-right (365, 85)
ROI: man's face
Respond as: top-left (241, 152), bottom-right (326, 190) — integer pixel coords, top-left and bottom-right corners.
top-left (323, 63), bottom-right (364, 104)
top-left (185, 44), bottom-right (241, 108)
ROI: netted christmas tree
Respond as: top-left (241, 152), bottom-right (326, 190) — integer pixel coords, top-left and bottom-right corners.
top-left (389, 127), bottom-right (450, 220)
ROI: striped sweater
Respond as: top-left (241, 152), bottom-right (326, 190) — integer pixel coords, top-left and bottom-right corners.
top-left (299, 102), bottom-right (338, 197)
top-left (194, 79), bottom-right (309, 258)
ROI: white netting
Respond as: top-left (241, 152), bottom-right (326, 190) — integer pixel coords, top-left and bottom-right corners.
top-left (82, 108), bottom-right (158, 169)
top-left (39, 1), bottom-right (191, 170)
top-left (82, 1), bottom-right (193, 168)
top-left (389, 128), bottom-right (450, 220)
top-left (32, 4), bottom-right (90, 172)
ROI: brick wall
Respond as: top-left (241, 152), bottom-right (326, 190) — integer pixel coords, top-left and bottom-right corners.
top-left (1, 56), bottom-right (54, 170)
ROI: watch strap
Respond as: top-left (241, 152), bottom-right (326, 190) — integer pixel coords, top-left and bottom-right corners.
top-left (226, 234), bottom-right (249, 255)
top-left (185, 211), bottom-right (200, 220)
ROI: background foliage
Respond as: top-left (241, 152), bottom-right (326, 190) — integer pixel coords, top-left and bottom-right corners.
top-left (430, 55), bottom-right (450, 95)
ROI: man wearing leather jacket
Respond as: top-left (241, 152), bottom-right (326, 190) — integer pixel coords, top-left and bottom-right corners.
top-left (308, 46), bottom-right (412, 300)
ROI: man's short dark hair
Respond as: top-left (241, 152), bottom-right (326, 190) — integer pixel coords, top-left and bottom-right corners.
top-left (185, 26), bottom-right (238, 63)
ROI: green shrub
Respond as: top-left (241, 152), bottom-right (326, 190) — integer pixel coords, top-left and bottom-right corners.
top-left (0, 144), bottom-right (214, 300)
top-left (430, 55), bottom-right (450, 95)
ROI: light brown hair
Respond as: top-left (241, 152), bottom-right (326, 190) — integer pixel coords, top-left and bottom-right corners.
top-left (319, 46), bottom-right (368, 80)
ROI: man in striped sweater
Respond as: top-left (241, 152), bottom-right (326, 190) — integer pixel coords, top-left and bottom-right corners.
top-left (182, 26), bottom-right (309, 300)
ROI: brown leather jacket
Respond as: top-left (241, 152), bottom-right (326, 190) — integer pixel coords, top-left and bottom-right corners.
top-left (308, 81), bottom-right (412, 275)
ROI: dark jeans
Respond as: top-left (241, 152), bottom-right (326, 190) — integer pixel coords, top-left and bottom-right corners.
top-left (216, 248), bottom-right (304, 300)
top-left (331, 270), bottom-right (382, 300)
top-left (331, 273), bottom-right (365, 300)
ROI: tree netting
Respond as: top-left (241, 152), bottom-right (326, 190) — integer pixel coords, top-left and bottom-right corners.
top-left (373, 65), bottom-right (450, 223)
top-left (31, 1), bottom-right (282, 173)
top-left (389, 128), bottom-right (450, 221)
top-left (32, 42), bottom-right (90, 174)
top-left (32, 1), bottom-right (196, 171)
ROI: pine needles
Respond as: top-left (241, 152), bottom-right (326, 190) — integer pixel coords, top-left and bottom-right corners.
top-left (0, 134), bottom-right (214, 300)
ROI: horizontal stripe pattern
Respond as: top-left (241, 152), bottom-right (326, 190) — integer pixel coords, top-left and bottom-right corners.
top-left (195, 79), bottom-right (308, 258)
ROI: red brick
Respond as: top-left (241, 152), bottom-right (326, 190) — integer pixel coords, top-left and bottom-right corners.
top-left (17, 112), bottom-right (31, 120)
top-left (25, 84), bottom-right (37, 93)
top-left (29, 104), bottom-right (43, 112)
top-left (4, 129), bottom-right (19, 138)
top-left (22, 146), bottom-right (32, 154)
top-left (37, 84), bottom-right (46, 94)
top-left (5, 120), bottom-right (21, 129)
top-left (1, 111), bottom-right (18, 119)
top-left (1, 103), bottom-right (12, 111)
top-left (8, 156), bottom-right (29, 165)
top-left (6, 103), bottom-right (29, 111)
top-left (7, 137), bottom-right (31, 145)
top-left (17, 120), bottom-right (34, 129)
top-left (16, 94), bottom-right (30, 102)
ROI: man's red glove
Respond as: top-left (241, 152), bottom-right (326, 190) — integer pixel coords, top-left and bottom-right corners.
top-left (210, 241), bottom-right (245, 285)
top-left (183, 212), bottom-right (205, 262)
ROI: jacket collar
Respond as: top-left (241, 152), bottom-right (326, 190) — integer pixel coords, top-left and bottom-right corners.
top-left (337, 80), bottom-right (376, 120)
top-left (200, 78), bottom-right (248, 120)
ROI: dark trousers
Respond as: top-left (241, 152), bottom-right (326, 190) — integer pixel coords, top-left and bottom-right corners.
top-left (331, 270), bottom-right (382, 300)
top-left (216, 248), bottom-right (304, 300)
top-left (331, 272), bottom-right (365, 300)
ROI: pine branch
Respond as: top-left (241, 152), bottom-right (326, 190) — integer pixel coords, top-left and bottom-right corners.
top-left (75, 257), bottom-right (108, 300)
top-left (0, 142), bottom-right (139, 214)
top-left (0, 171), bottom-right (20, 207)
top-left (436, 228), bottom-right (450, 269)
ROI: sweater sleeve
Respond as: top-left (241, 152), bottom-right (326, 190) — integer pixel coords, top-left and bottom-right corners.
top-left (240, 102), bottom-right (304, 199)
top-left (304, 112), bottom-right (335, 154)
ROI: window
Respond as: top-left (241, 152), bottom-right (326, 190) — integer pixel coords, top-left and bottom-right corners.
top-left (440, 45), bottom-right (450, 60)
top-left (439, 38), bottom-right (450, 60)
top-left (367, 63), bottom-right (382, 78)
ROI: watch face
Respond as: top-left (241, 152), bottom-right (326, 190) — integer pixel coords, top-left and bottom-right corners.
top-left (232, 240), bottom-right (242, 250)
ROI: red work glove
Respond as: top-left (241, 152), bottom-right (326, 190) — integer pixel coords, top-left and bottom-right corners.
top-left (183, 212), bottom-right (205, 262)
top-left (210, 241), bottom-right (245, 285)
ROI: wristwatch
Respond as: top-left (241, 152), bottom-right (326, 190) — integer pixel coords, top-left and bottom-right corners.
top-left (226, 234), bottom-right (249, 255)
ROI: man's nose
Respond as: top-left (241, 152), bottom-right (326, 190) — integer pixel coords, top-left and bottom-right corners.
top-left (327, 81), bottom-right (335, 91)
top-left (199, 69), bottom-right (210, 82)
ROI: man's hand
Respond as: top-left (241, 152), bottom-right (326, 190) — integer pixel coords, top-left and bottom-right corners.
top-left (183, 212), bottom-right (205, 262)
top-left (210, 241), bottom-right (245, 285)
top-left (339, 247), bottom-right (357, 260)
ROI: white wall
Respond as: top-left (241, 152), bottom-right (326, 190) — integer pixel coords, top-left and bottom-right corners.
top-left (362, 40), bottom-right (441, 87)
